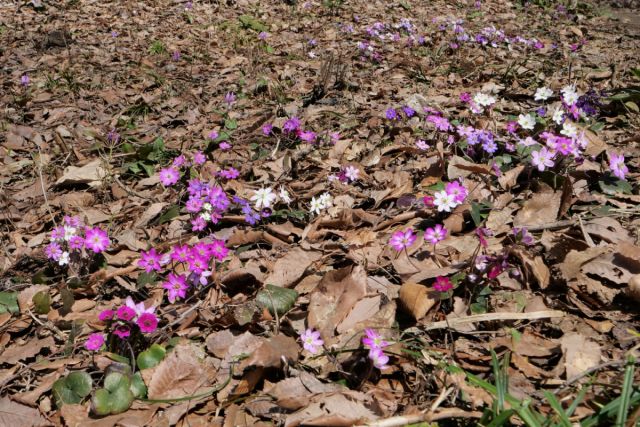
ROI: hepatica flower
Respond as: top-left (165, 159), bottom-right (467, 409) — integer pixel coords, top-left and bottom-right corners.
top-left (608, 152), bottom-right (628, 180)
top-left (300, 328), bottom-right (324, 354)
top-left (389, 228), bottom-right (416, 251)
top-left (84, 227), bottom-right (110, 253)
top-left (85, 333), bottom-right (105, 351)
top-left (433, 276), bottom-right (453, 292)
top-left (531, 147), bottom-right (555, 171)
top-left (309, 192), bottom-right (332, 215)
top-left (159, 167), bottom-right (180, 186)
top-left (362, 329), bottom-right (390, 370)
top-left (433, 190), bottom-right (457, 212)
top-left (251, 187), bottom-right (277, 210)
top-left (424, 224), bottom-right (448, 245)
top-left (343, 165), bottom-right (360, 182)
top-left (20, 74), bottom-right (30, 87)
top-left (138, 248), bottom-right (164, 272)
top-left (517, 113), bottom-right (536, 130)
top-left (534, 86), bottom-right (553, 101)
top-left (137, 313), bottom-right (158, 333)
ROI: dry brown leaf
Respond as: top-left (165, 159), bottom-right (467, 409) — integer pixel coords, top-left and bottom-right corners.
top-left (514, 190), bottom-right (561, 227)
top-left (55, 159), bottom-right (107, 188)
top-left (0, 336), bottom-right (55, 365)
top-left (263, 248), bottom-right (321, 288)
top-left (399, 282), bottom-right (437, 320)
top-left (17, 284), bottom-right (49, 313)
top-left (284, 391), bottom-right (379, 427)
top-left (143, 342), bottom-right (216, 400)
top-left (307, 265), bottom-right (368, 343)
top-left (0, 397), bottom-right (51, 427)
top-left (627, 274), bottom-right (640, 303)
top-left (241, 335), bottom-right (299, 370)
top-left (560, 333), bottom-right (601, 379)
top-left (266, 372), bottom-right (344, 411)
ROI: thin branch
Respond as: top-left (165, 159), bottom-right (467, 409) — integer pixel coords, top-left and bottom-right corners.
top-left (422, 310), bottom-right (565, 331)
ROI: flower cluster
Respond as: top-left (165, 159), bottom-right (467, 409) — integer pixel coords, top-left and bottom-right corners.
top-left (433, 180), bottom-right (468, 212)
top-left (45, 216), bottom-right (110, 266)
top-left (85, 297), bottom-right (159, 351)
top-left (362, 329), bottom-right (390, 370)
top-left (158, 150), bottom-right (208, 187)
top-left (310, 192), bottom-right (333, 215)
top-left (138, 240), bottom-right (229, 303)
top-left (185, 180), bottom-right (231, 231)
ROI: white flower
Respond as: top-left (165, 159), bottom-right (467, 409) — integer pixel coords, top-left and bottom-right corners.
top-left (200, 211), bottom-right (211, 221)
top-left (561, 85), bottom-right (579, 105)
top-left (344, 165), bottom-right (359, 182)
top-left (250, 187), bottom-right (276, 210)
top-left (279, 186), bottom-right (292, 204)
top-left (552, 108), bottom-right (564, 125)
top-left (534, 86), bottom-right (553, 101)
top-left (433, 190), bottom-right (458, 212)
top-left (58, 251), bottom-right (70, 266)
top-left (63, 226), bottom-right (76, 241)
top-left (560, 121), bottom-right (577, 138)
top-left (517, 113), bottom-right (536, 130)
top-left (473, 92), bottom-right (496, 107)
top-left (308, 51), bottom-right (317, 58)
top-left (309, 196), bottom-right (323, 215)
top-left (319, 192), bottom-right (332, 208)
top-left (202, 202), bottom-right (212, 212)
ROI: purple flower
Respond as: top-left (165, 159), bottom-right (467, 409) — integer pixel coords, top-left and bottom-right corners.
top-left (159, 167), bottom-right (180, 186)
top-left (513, 227), bottom-right (535, 246)
top-left (138, 248), bottom-right (163, 273)
top-left (219, 141), bottom-right (231, 150)
top-left (163, 273), bottom-right (189, 303)
top-left (298, 130), bottom-right (317, 143)
top-left (258, 31), bottom-right (269, 40)
top-left (283, 117), bottom-right (300, 133)
top-left (172, 50), bottom-right (181, 61)
top-left (424, 224), bottom-right (447, 245)
top-left (385, 108), bottom-right (398, 120)
top-left (262, 123), bottom-right (273, 136)
top-left (402, 106), bottom-right (416, 118)
top-left (609, 152), bottom-right (628, 180)
top-left (362, 329), bottom-right (389, 350)
top-left (84, 227), bottom-right (110, 253)
top-left (369, 347), bottom-right (390, 370)
top-left (20, 74), bottom-right (29, 87)
top-left (300, 328), bottom-right (324, 354)
top-left (208, 130), bottom-right (219, 140)
top-left (107, 129), bottom-right (120, 144)
top-left (224, 91), bottom-right (236, 106)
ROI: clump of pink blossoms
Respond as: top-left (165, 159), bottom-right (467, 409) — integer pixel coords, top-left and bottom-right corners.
top-left (45, 216), bottom-right (110, 266)
top-left (362, 329), bottom-right (390, 370)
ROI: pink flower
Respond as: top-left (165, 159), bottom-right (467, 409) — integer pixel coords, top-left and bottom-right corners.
top-left (300, 328), bottom-right (324, 354)
top-left (369, 347), bottom-right (390, 370)
top-left (170, 244), bottom-right (191, 262)
top-left (117, 306), bottom-right (136, 322)
top-left (137, 313), bottom-right (158, 333)
top-left (609, 152), bottom-right (628, 180)
top-left (45, 242), bottom-right (62, 260)
top-left (98, 309), bottom-right (115, 322)
top-left (362, 328), bottom-right (389, 350)
top-left (159, 167), bottom-right (180, 186)
top-left (531, 147), bottom-right (555, 171)
top-left (209, 240), bottom-right (229, 261)
top-left (298, 130), bottom-right (317, 143)
top-left (84, 227), bottom-right (110, 253)
top-left (445, 181), bottom-right (468, 203)
top-left (191, 216), bottom-right (207, 231)
top-left (424, 224), bottom-right (448, 245)
top-left (433, 276), bottom-right (453, 292)
top-left (138, 248), bottom-right (163, 272)
top-left (113, 325), bottom-right (131, 339)
top-left (219, 141), bottom-right (231, 151)
top-left (69, 235), bottom-right (85, 250)
top-left (208, 130), bottom-right (219, 140)
top-left (389, 228), bottom-right (416, 252)
top-left (262, 123), bottom-right (273, 135)
top-left (163, 273), bottom-right (189, 303)
top-left (193, 151), bottom-right (206, 165)
top-left (85, 333), bottom-right (105, 351)
top-left (427, 115), bottom-right (451, 132)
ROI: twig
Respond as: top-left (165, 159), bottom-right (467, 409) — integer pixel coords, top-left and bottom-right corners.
top-left (26, 309), bottom-right (66, 341)
top-left (161, 300), bottom-right (203, 331)
top-left (552, 359), bottom-right (640, 395)
top-left (360, 408), bottom-right (483, 427)
top-left (526, 219), bottom-right (577, 232)
top-left (422, 310), bottom-right (565, 331)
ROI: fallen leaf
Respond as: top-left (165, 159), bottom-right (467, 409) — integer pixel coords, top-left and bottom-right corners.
top-left (514, 190), bottom-right (561, 227)
top-left (0, 397), bottom-right (50, 426)
top-left (55, 159), bottom-right (107, 188)
top-left (560, 333), bottom-right (601, 379)
top-left (399, 282), bottom-right (437, 320)
top-left (0, 336), bottom-right (55, 365)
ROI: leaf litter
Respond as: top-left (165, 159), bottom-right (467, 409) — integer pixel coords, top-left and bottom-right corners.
top-left (0, 0), bottom-right (640, 425)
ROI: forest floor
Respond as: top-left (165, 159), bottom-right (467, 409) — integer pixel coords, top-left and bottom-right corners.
top-left (1, 0), bottom-right (640, 426)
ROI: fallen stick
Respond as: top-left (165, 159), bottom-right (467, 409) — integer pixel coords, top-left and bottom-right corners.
top-left (423, 310), bottom-right (565, 331)
top-left (360, 408), bottom-right (483, 427)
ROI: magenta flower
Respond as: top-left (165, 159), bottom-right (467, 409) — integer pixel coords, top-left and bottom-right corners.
top-left (369, 347), bottom-right (390, 370)
top-left (433, 276), bottom-right (453, 292)
top-left (531, 147), bottom-right (555, 171)
top-left (69, 235), bottom-right (85, 250)
top-left (283, 117), bottom-right (300, 133)
top-left (21, 74), bottom-right (29, 87)
top-left (209, 240), bottom-right (229, 261)
top-left (85, 333), bottom-right (105, 351)
top-left (113, 325), bottom-right (131, 339)
top-left (609, 152), bottom-right (628, 180)
top-left (117, 306), bottom-right (136, 322)
top-left (219, 141), bottom-right (231, 151)
top-left (124, 296), bottom-right (155, 319)
top-left (45, 242), bottom-right (63, 260)
top-left (98, 309), bottom-right (115, 322)
top-left (138, 248), bottom-right (163, 272)
top-left (84, 227), bottom-right (110, 253)
top-left (300, 328), bottom-right (324, 354)
top-left (163, 273), bottom-right (189, 303)
top-left (262, 123), bottom-right (273, 135)
top-left (362, 328), bottom-right (389, 350)
top-left (137, 313), bottom-right (158, 333)
top-left (193, 151), bottom-right (206, 165)
top-left (159, 167), bottom-right (180, 186)
top-left (424, 224), bottom-right (448, 245)
top-left (170, 244), bottom-right (190, 262)
top-left (389, 228), bottom-right (416, 252)
top-left (208, 130), bottom-right (219, 140)
top-left (298, 130), bottom-right (317, 144)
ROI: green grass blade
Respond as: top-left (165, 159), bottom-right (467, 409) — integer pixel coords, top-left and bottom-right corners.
top-left (616, 356), bottom-right (636, 427)
top-left (543, 391), bottom-right (572, 427)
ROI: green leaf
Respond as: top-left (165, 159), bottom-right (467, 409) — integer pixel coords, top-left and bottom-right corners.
top-left (238, 15), bottom-right (268, 32)
top-left (32, 290), bottom-right (51, 314)
top-left (598, 178), bottom-right (633, 195)
top-left (625, 101), bottom-right (639, 113)
top-left (91, 389), bottom-right (112, 416)
top-left (224, 118), bottom-right (238, 130)
top-left (255, 284), bottom-right (298, 316)
top-left (137, 271), bottom-right (156, 289)
top-left (470, 202), bottom-right (483, 227)
top-left (130, 372), bottom-right (147, 398)
top-left (0, 292), bottom-right (19, 314)
top-left (52, 371), bottom-right (93, 407)
top-left (157, 205), bottom-right (180, 225)
top-left (140, 162), bottom-right (155, 177)
top-left (104, 372), bottom-right (130, 392)
top-left (137, 344), bottom-right (166, 370)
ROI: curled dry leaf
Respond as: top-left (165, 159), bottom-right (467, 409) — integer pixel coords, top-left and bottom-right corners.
top-left (266, 372), bottom-right (344, 410)
top-left (55, 159), bottom-right (107, 188)
top-left (399, 282), bottom-right (438, 320)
